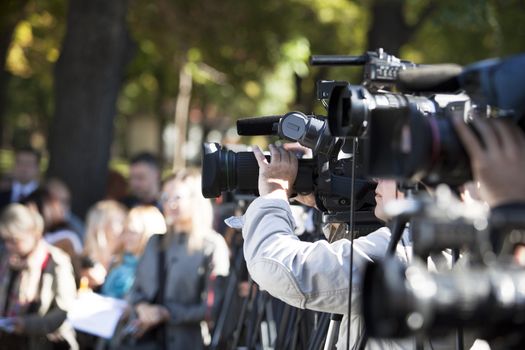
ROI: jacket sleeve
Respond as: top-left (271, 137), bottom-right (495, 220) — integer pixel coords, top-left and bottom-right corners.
top-left (242, 196), bottom-right (392, 315)
top-left (165, 233), bottom-right (231, 325)
top-left (22, 251), bottom-right (77, 335)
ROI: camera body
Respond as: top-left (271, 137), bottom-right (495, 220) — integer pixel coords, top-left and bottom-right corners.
top-left (202, 111), bottom-right (379, 226)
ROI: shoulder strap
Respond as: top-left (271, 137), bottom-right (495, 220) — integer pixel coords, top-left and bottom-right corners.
top-left (155, 234), bottom-right (166, 304)
top-left (155, 234), bottom-right (167, 350)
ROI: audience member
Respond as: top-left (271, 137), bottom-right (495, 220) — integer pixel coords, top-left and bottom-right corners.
top-left (0, 147), bottom-right (41, 210)
top-left (101, 205), bottom-right (166, 299)
top-left (0, 204), bottom-right (78, 349)
top-left (122, 169), bottom-right (230, 350)
top-left (46, 178), bottom-right (85, 241)
top-left (122, 153), bottom-right (162, 210)
top-left (106, 169), bottom-right (128, 202)
top-left (81, 200), bottom-right (127, 290)
top-left (21, 188), bottom-right (83, 281)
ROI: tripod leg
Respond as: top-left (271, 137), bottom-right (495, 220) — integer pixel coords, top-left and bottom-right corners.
top-left (231, 279), bottom-right (257, 349)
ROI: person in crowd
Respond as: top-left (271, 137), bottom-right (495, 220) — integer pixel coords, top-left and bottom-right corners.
top-left (0, 147), bottom-right (41, 210)
top-left (0, 203), bottom-right (78, 349)
top-left (101, 205), bottom-right (166, 299)
top-left (123, 169), bottom-right (230, 350)
top-left (106, 169), bottom-right (129, 202)
top-left (241, 117), bottom-right (525, 349)
top-left (46, 178), bottom-right (85, 241)
top-left (122, 153), bottom-right (162, 210)
top-left (21, 188), bottom-right (83, 260)
top-left (80, 200), bottom-right (127, 291)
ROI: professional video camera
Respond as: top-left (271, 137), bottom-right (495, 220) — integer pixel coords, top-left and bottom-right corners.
top-left (361, 186), bottom-right (525, 349)
top-left (202, 108), bottom-right (379, 227)
top-left (319, 50), bottom-right (525, 186)
top-left (333, 52), bottom-right (525, 349)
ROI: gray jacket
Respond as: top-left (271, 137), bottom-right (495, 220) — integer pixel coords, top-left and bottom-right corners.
top-left (127, 231), bottom-right (230, 350)
top-left (243, 196), bottom-right (414, 350)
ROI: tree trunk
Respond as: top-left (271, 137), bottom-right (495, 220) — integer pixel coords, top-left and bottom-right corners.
top-left (48, 0), bottom-right (131, 217)
top-left (366, 0), bottom-right (436, 56)
top-left (0, 0), bottom-right (30, 147)
top-left (172, 62), bottom-right (192, 171)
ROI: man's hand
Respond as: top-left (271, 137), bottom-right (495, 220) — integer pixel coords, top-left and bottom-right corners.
top-left (253, 144), bottom-right (298, 200)
top-left (453, 117), bottom-right (525, 207)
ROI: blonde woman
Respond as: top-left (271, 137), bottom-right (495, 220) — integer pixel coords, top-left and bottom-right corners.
top-left (81, 200), bottom-right (127, 289)
top-left (123, 169), bottom-right (230, 350)
top-left (101, 205), bottom-right (166, 299)
top-left (0, 204), bottom-right (78, 349)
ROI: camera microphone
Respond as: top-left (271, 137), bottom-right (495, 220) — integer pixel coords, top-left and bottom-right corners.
top-left (396, 64), bottom-right (463, 93)
top-left (236, 116), bottom-right (281, 136)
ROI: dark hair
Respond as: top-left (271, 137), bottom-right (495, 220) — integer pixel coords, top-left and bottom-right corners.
top-left (20, 187), bottom-right (50, 218)
top-left (20, 187), bottom-right (68, 231)
top-left (130, 152), bottom-right (159, 170)
top-left (15, 146), bottom-right (41, 164)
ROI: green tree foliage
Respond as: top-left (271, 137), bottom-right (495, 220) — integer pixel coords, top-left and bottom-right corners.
top-left (2, 0), bottom-right (65, 149)
top-left (1, 0), bottom-right (525, 212)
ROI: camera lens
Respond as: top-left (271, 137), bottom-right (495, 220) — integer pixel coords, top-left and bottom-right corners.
top-left (201, 142), bottom-right (315, 198)
top-left (202, 143), bottom-right (261, 198)
top-left (365, 105), bottom-right (472, 185)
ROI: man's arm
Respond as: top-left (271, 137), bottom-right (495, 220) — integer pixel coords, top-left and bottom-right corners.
top-left (243, 145), bottom-right (393, 314)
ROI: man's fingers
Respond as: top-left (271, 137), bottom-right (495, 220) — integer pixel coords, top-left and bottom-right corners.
top-left (283, 142), bottom-right (313, 158)
top-left (472, 118), bottom-right (500, 152)
top-left (290, 150), bottom-right (298, 168)
top-left (269, 144), bottom-right (281, 163)
top-left (452, 116), bottom-right (484, 160)
top-left (494, 120), bottom-right (525, 153)
top-left (252, 146), bottom-right (269, 167)
top-left (278, 146), bottom-right (290, 163)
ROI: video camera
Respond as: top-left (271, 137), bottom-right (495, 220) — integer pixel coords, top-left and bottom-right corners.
top-left (319, 49), bottom-right (525, 186)
top-left (201, 111), bottom-right (379, 226)
top-left (361, 187), bottom-right (525, 349)
top-left (333, 51), bottom-right (525, 349)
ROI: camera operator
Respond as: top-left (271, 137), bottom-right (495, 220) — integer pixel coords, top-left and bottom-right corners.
top-left (241, 114), bottom-right (525, 349)
top-left (243, 143), bottom-right (413, 349)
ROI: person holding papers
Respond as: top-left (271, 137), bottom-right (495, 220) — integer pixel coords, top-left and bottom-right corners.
top-left (0, 203), bottom-right (78, 349)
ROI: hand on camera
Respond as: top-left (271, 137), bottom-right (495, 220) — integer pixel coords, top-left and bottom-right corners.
top-left (253, 144), bottom-right (298, 200)
top-left (453, 117), bottom-right (525, 207)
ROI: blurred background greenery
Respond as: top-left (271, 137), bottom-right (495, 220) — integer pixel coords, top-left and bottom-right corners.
top-left (1, 0), bottom-right (524, 215)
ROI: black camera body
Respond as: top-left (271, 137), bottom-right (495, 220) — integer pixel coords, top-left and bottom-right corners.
top-left (322, 51), bottom-right (525, 187)
top-left (202, 111), bottom-right (379, 226)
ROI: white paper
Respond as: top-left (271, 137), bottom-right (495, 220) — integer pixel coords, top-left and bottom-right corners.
top-left (67, 292), bottom-right (128, 339)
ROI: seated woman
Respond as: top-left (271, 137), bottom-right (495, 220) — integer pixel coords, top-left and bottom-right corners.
top-left (101, 205), bottom-right (166, 299)
top-left (81, 200), bottom-right (128, 290)
top-left (0, 203), bottom-right (78, 349)
top-left (124, 169), bottom-right (230, 350)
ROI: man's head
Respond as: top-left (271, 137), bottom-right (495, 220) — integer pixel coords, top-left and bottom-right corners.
top-left (374, 179), bottom-right (404, 222)
top-left (128, 152), bottom-right (160, 204)
top-left (13, 147), bottom-right (40, 185)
